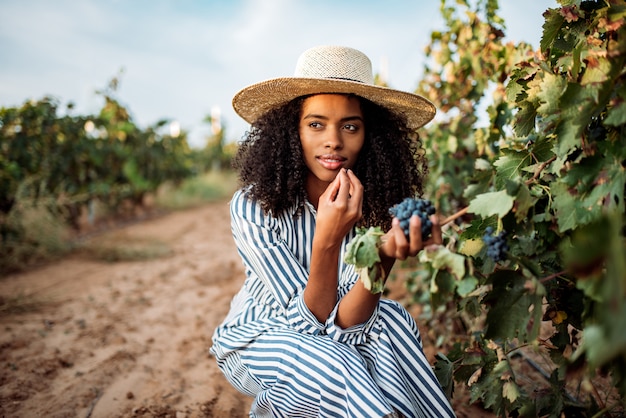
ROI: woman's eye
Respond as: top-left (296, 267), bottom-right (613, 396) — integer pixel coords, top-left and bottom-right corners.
top-left (309, 122), bottom-right (322, 128)
top-left (344, 124), bottom-right (358, 132)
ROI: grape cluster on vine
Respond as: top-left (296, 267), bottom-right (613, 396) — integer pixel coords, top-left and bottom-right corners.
top-left (483, 226), bottom-right (508, 262)
top-left (389, 197), bottom-right (436, 240)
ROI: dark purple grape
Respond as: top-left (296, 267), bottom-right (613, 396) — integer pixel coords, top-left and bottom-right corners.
top-left (483, 228), bottom-right (508, 262)
top-left (389, 197), bottom-right (436, 240)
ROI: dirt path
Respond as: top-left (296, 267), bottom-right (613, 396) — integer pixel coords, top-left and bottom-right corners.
top-left (1, 201), bottom-right (253, 417)
top-left (1, 200), bottom-right (491, 418)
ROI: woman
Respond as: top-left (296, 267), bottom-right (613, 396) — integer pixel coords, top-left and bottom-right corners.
top-left (211, 45), bottom-right (455, 418)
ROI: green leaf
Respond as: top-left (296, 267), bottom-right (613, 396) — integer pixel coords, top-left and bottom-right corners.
top-left (552, 181), bottom-right (596, 232)
top-left (561, 154), bottom-right (603, 191)
top-left (483, 270), bottom-right (542, 341)
top-left (560, 217), bottom-right (610, 277)
top-left (344, 227), bottom-right (384, 293)
top-left (513, 101), bottom-right (537, 137)
top-left (605, 100), bottom-right (626, 126)
top-left (494, 150), bottom-right (532, 187)
top-left (343, 227), bottom-right (383, 268)
top-left (457, 276), bottom-right (478, 297)
top-left (468, 190), bottom-right (515, 219)
top-left (580, 56), bottom-right (611, 86)
top-left (536, 72), bottom-right (567, 114)
top-left (434, 353), bottom-right (455, 400)
top-left (572, 314), bottom-right (626, 369)
top-left (540, 9), bottom-right (564, 52)
top-left (419, 245), bottom-right (466, 280)
top-left (503, 381), bottom-right (521, 403)
top-left (513, 183), bottom-right (535, 222)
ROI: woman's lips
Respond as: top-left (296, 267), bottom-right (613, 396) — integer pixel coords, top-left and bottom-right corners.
top-left (317, 155), bottom-right (346, 170)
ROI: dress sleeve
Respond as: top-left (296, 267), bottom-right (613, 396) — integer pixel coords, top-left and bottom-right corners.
top-left (230, 190), bottom-right (317, 326)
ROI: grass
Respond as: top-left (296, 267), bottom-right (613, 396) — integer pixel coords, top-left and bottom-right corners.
top-left (0, 205), bottom-right (72, 276)
top-left (154, 170), bottom-right (238, 210)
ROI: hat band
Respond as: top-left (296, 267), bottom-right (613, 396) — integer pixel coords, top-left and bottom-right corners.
top-left (327, 76), bottom-right (365, 83)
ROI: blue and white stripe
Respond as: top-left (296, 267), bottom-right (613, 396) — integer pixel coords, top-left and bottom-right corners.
top-left (211, 189), bottom-right (455, 417)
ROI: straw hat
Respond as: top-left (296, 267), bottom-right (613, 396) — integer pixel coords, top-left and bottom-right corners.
top-left (232, 45), bottom-right (436, 130)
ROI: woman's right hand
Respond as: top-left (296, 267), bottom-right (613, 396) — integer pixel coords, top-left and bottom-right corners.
top-left (315, 169), bottom-right (363, 246)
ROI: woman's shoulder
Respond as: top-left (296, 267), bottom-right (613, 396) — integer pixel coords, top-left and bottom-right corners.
top-left (232, 187), bottom-right (302, 214)
top-left (230, 187), bottom-right (259, 213)
top-left (230, 187), bottom-right (275, 222)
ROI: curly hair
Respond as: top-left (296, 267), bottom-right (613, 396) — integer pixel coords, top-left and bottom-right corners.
top-left (231, 95), bottom-right (428, 230)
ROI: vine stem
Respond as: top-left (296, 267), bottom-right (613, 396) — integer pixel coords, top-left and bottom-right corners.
top-left (525, 155), bottom-right (557, 185)
top-left (438, 155), bottom-right (555, 227)
top-left (442, 206), bottom-right (469, 226)
top-left (540, 270), bottom-right (568, 284)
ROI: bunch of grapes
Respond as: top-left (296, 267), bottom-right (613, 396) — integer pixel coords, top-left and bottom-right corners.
top-left (483, 226), bottom-right (508, 262)
top-left (389, 197), bottom-right (436, 240)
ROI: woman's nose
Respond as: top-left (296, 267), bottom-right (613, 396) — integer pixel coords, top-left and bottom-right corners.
top-left (324, 128), bottom-right (343, 149)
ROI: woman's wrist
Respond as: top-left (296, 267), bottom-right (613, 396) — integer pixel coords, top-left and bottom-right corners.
top-left (378, 253), bottom-right (396, 278)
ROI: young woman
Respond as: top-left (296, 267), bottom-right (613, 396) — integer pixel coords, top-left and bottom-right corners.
top-left (210, 45), bottom-right (455, 418)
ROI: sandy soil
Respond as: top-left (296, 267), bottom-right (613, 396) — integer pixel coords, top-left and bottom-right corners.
top-left (0, 200), bottom-right (488, 418)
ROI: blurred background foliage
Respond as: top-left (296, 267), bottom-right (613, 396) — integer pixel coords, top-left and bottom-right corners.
top-left (0, 77), bottom-right (236, 274)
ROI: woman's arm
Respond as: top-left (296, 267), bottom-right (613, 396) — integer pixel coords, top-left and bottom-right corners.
top-left (303, 169), bottom-right (364, 322)
top-left (335, 211), bottom-right (442, 329)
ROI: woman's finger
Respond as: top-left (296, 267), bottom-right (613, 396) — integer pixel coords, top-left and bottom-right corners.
top-left (334, 169), bottom-right (351, 203)
top-left (346, 169), bottom-right (363, 201)
top-left (408, 215), bottom-right (424, 255)
top-left (322, 170), bottom-right (343, 202)
top-left (423, 215), bottom-right (442, 247)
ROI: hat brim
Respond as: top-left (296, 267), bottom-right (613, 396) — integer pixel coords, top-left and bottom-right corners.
top-left (232, 77), bottom-right (436, 130)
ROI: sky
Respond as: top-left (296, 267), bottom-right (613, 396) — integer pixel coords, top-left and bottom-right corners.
top-left (0, 0), bottom-right (557, 148)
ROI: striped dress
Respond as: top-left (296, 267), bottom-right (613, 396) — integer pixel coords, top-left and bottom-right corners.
top-left (211, 189), bottom-right (455, 418)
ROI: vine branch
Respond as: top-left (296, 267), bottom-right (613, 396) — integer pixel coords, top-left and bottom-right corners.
top-left (526, 156), bottom-right (557, 185)
top-left (442, 206), bottom-right (469, 226)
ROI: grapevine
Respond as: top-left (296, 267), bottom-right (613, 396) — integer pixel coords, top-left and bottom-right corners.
top-left (413, 0), bottom-right (626, 416)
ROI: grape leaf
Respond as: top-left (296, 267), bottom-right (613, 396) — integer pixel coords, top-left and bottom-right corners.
top-left (503, 381), bottom-right (521, 404)
top-left (513, 183), bottom-right (535, 222)
top-left (512, 101), bottom-right (537, 137)
top-left (483, 270), bottom-right (542, 341)
top-left (468, 190), bottom-right (515, 219)
top-left (457, 277), bottom-right (478, 297)
top-left (540, 8), bottom-right (564, 52)
top-left (494, 149), bottom-right (532, 188)
top-left (343, 227), bottom-right (382, 268)
top-left (343, 227), bottom-right (384, 293)
top-left (580, 56), bottom-right (611, 86)
top-left (605, 100), bottom-right (626, 126)
top-left (419, 245), bottom-right (466, 280)
top-left (536, 72), bottom-right (567, 114)
top-left (434, 353), bottom-right (455, 400)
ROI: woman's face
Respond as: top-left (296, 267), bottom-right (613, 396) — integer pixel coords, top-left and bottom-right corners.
top-left (299, 94), bottom-right (365, 191)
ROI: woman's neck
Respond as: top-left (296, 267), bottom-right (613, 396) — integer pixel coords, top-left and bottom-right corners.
top-left (305, 176), bottom-right (331, 210)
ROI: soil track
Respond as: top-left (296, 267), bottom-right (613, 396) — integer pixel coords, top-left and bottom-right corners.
top-left (0, 200), bottom-right (488, 417)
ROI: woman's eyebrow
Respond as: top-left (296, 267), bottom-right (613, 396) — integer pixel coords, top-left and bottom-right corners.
top-left (301, 113), bottom-right (364, 123)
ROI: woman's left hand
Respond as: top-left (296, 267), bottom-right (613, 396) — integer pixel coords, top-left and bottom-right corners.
top-left (379, 214), bottom-right (442, 262)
